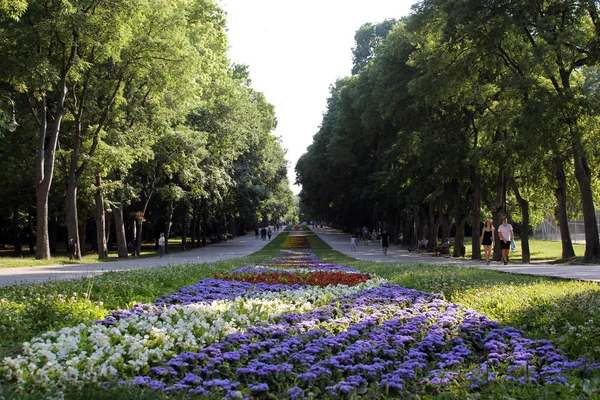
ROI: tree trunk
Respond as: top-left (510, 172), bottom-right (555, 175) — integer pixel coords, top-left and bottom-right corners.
top-left (440, 210), bottom-right (451, 242)
top-left (453, 218), bottom-right (465, 258)
top-left (191, 202), bottom-right (198, 248)
top-left (35, 97), bottom-right (58, 260)
top-left (492, 169), bottom-right (506, 262)
top-left (35, 39), bottom-right (74, 260)
top-left (554, 159), bottom-right (575, 259)
top-left (181, 201), bottom-right (189, 251)
top-left (470, 172), bottom-right (482, 260)
top-left (90, 219), bottom-right (98, 254)
top-left (49, 215), bottom-right (57, 254)
top-left (412, 206), bottom-right (421, 245)
top-left (202, 198), bottom-right (208, 246)
top-left (112, 199), bottom-right (129, 258)
top-left (402, 213), bottom-right (411, 246)
top-left (66, 177), bottom-right (81, 260)
top-left (132, 218), bottom-right (138, 256)
top-left (452, 185), bottom-right (466, 258)
top-left (509, 178), bottom-right (530, 263)
top-left (573, 146), bottom-right (600, 262)
top-left (427, 204), bottom-right (438, 251)
top-left (135, 190), bottom-right (153, 256)
top-left (164, 201), bottom-right (175, 254)
top-left (27, 208), bottom-right (35, 255)
top-left (78, 220), bottom-right (86, 257)
top-left (105, 209), bottom-right (112, 251)
top-left (95, 174), bottom-right (108, 259)
top-left (11, 207), bottom-right (21, 257)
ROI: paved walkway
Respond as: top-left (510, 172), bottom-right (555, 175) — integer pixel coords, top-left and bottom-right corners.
top-left (311, 226), bottom-right (600, 282)
top-left (0, 230), bottom-right (282, 287)
top-left (4, 226), bottom-right (599, 286)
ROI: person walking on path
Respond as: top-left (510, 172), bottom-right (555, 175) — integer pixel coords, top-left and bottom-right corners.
top-left (267, 227), bottom-right (272, 240)
top-left (381, 229), bottom-right (390, 256)
top-left (498, 217), bottom-right (514, 265)
top-left (481, 220), bottom-right (494, 266)
top-left (158, 233), bottom-right (166, 258)
top-left (255, 227), bottom-right (259, 240)
top-left (350, 235), bottom-right (357, 252)
top-left (362, 225), bottom-right (369, 242)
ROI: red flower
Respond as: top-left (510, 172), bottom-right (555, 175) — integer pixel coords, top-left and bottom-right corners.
top-left (214, 271), bottom-right (371, 287)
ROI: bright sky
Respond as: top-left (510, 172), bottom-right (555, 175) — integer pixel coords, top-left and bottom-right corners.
top-left (218, 0), bottom-right (418, 194)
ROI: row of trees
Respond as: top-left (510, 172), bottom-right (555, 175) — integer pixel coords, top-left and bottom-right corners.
top-left (296, 0), bottom-right (600, 263)
top-left (0, 0), bottom-right (295, 260)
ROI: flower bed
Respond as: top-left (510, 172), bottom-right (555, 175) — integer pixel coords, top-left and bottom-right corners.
top-left (214, 270), bottom-right (372, 287)
top-left (123, 284), bottom-right (596, 398)
top-left (1, 245), bottom-right (598, 399)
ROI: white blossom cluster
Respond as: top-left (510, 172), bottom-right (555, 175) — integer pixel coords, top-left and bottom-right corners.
top-left (1, 278), bottom-right (385, 391)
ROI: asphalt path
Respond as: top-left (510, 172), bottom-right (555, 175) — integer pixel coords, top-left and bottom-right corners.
top-left (0, 230), bottom-right (282, 287)
top-left (310, 226), bottom-right (600, 282)
top-left (3, 225), bottom-right (600, 286)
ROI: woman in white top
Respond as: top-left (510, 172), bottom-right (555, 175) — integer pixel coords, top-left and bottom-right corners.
top-left (497, 217), bottom-right (513, 265)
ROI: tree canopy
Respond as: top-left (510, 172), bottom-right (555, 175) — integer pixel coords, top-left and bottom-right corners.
top-left (0, 0), bottom-right (295, 259)
top-left (297, 3), bottom-right (600, 262)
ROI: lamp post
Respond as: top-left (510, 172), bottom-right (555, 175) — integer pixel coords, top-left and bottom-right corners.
top-left (2, 95), bottom-right (19, 132)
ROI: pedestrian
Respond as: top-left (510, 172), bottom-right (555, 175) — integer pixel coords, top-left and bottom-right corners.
top-left (267, 227), bottom-right (272, 240)
top-left (381, 229), bottom-right (389, 256)
top-left (481, 220), bottom-right (494, 266)
top-left (497, 217), bottom-right (514, 265)
top-left (362, 225), bottom-right (369, 241)
top-left (350, 235), bottom-right (357, 252)
top-left (255, 227), bottom-right (259, 240)
top-left (158, 233), bottom-right (166, 257)
top-left (261, 227), bottom-right (267, 240)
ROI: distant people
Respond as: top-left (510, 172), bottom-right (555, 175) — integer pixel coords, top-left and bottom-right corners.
top-left (498, 217), bottom-right (514, 265)
top-left (255, 227), bottom-right (259, 240)
top-left (362, 225), bottom-right (369, 241)
top-left (350, 235), bottom-right (357, 252)
top-left (436, 238), bottom-right (451, 256)
top-left (261, 227), bottom-right (267, 241)
top-left (410, 238), bottom-right (428, 253)
top-left (381, 229), bottom-right (389, 256)
top-left (158, 233), bottom-right (166, 258)
top-left (481, 220), bottom-right (495, 266)
top-left (267, 227), bottom-right (272, 240)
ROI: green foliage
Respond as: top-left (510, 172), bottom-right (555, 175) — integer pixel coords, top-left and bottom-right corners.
top-left (0, 0), bottom-right (294, 257)
top-left (297, 1), bottom-right (600, 263)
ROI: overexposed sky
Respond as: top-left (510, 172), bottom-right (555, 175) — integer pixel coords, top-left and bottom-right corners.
top-left (218, 0), bottom-right (418, 194)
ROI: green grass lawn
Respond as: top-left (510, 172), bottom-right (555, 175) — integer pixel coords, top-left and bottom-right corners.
top-left (416, 237), bottom-right (588, 263)
top-left (0, 238), bottom-right (193, 268)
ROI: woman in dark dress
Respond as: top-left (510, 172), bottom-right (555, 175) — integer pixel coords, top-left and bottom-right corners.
top-left (481, 220), bottom-right (494, 266)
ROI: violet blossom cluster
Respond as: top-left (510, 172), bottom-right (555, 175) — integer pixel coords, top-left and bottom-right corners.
top-left (123, 282), bottom-right (598, 398)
